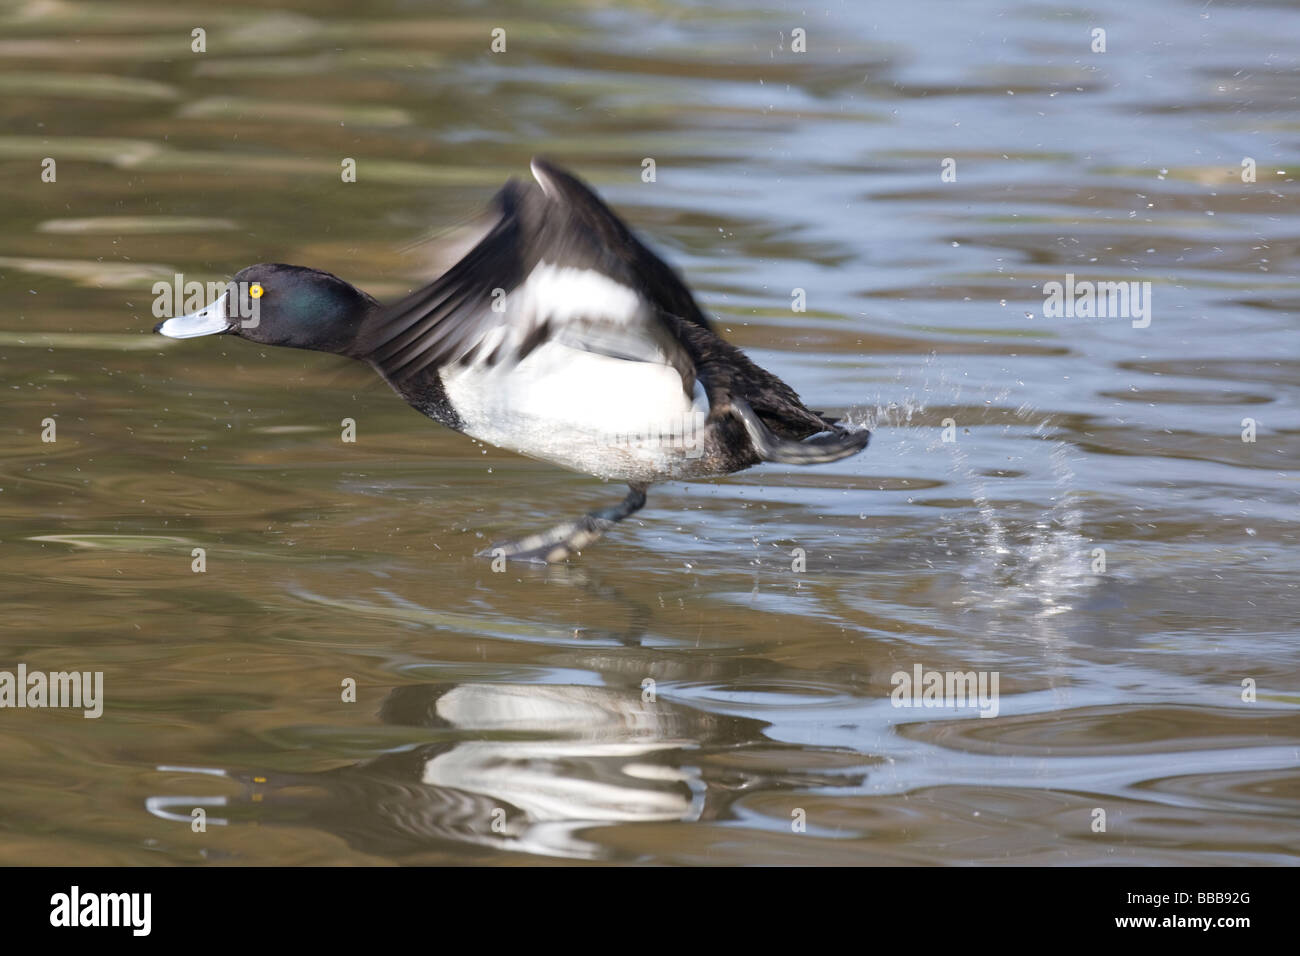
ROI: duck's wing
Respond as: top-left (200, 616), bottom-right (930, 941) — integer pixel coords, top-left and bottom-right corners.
top-left (358, 158), bottom-right (713, 396)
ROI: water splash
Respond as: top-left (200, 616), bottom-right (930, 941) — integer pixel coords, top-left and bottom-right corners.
top-left (853, 355), bottom-right (1097, 625)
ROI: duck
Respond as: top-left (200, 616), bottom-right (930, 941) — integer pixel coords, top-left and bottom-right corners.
top-left (155, 158), bottom-right (870, 562)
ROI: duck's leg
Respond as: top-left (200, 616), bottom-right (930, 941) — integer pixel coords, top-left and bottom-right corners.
top-left (477, 483), bottom-right (648, 563)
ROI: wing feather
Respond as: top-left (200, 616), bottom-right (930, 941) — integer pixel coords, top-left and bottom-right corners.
top-left (358, 159), bottom-right (714, 399)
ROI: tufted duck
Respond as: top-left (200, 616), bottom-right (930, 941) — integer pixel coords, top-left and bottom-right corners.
top-left (156, 158), bottom-right (870, 561)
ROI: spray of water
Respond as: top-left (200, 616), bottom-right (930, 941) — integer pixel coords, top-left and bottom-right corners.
top-left (848, 354), bottom-right (1097, 625)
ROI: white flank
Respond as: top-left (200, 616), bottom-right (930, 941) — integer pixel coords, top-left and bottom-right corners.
top-left (442, 341), bottom-right (709, 480)
top-left (440, 263), bottom-right (714, 481)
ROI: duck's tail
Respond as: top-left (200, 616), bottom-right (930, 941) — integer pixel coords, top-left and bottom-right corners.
top-left (731, 398), bottom-right (870, 465)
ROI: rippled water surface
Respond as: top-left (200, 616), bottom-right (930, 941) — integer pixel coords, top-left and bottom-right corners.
top-left (1, 0), bottom-right (1298, 864)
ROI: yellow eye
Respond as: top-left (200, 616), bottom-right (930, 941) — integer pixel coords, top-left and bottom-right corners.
top-left (250, 283), bottom-right (264, 299)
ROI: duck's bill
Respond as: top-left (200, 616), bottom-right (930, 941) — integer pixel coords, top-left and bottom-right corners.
top-left (155, 292), bottom-right (234, 338)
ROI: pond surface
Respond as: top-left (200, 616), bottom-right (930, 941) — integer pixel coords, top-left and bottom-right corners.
top-left (1, 0), bottom-right (1297, 864)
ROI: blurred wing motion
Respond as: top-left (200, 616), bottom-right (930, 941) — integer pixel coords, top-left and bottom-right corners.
top-left (358, 158), bottom-right (713, 398)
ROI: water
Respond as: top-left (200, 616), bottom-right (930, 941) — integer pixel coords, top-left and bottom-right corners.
top-left (1, 0), bottom-right (1297, 864)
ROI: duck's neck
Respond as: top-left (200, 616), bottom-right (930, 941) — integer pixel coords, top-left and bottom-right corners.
top-left (303, 289), bottom-right (382, 359)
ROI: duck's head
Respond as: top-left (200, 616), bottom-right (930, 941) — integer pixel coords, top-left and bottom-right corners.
top-left (154, 263), bottom-right (376, 356)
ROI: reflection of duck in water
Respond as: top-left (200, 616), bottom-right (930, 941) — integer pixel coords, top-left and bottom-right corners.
top-left (148, 682), bottom-right (773, 861)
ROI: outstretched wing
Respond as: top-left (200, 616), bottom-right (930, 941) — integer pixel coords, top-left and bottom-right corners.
top-left (358, 158), bottom-right (714, 396)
